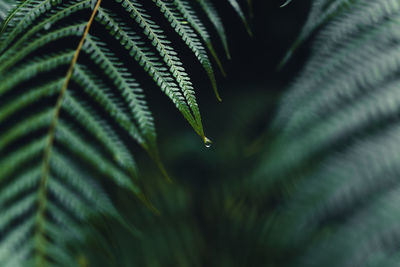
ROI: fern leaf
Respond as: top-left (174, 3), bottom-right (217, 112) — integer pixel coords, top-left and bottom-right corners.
top-left (173, 0), bottom-right (226, 76)
top-left (196, 0), bottom-right (231, 59)
top-left (95, 7), bottom-right (196, 140)
top-left (279, 0), bottom-right (355, 67)
top-left (0, 0), bottom-right (59, 51)
top-left (115, 0), bottom-right (206, 139)
top-left (227, 0), bottom-right (252, 36)
top-left (0, 0), bottom-right (240, 265)
top-left (253, 1), bottom-right (400, 266)
top-left (153, 0), bottom-right (221, 101)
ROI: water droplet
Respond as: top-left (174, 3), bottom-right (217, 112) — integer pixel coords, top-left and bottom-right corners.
top-left (44, 23), bottom-right (51, 30)
top-left (204, 137), bottom-right (212, 148)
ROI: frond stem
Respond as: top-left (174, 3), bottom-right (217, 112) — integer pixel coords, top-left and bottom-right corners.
top-left (34, 0), bottom-right (102, 265)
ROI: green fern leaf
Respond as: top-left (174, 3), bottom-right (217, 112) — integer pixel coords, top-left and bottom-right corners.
top-left (227, 0), bottom-right (252, 36)
top-left (0, 0), bottom-right (246, 265)
top-left (253, 1), bottom-right (400, 266)
top-left (153, 0), bottom-right (222, 101)
top-left (196, 0), bottom-right (231, 59)
top-left (173, 0), bottom-right (226, 76)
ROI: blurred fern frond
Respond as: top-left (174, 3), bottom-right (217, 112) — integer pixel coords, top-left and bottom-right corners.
top-left (251, 0), bottom-right (400, 266)
top-left (82, 170), bottom-right (203, 267)
top-left (0, 0), bottom-right (14, 22)
top-left (0, 0), bottom-right (248, 265)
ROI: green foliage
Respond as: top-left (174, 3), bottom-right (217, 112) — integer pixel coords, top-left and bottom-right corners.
top-left (0, 0), bottom-right (250, 266)
top-left (82, 169), bottom-right (203, 267)
top-left (4, 0), bottom-right (398, 266)
top-left (0, 0), bottom-right (13, 21)
top-left (251, 0), bottom-right (400, 266)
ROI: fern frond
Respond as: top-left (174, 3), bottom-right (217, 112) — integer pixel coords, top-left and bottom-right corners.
top-left (196, 0), bottom-right (231, 59)
top-left (153, 0), bottom-right (221, 101)
top-left (0, 0), bottom-right (243, 265)
top-left (227, 0), bottom-right (252, 36)
top-left (0, 0), bottom-right (59, 50)
top-left (173, 0), bottom-right (226, 76)
top-left (95, 7), bottom-right (196, 140)
top-left (253, 1), bottom-right (400, 266)
top-left (115, 0), bottom-right (205, 138)
top-left (279, 0), bottom-right (354, 67)
top-left (82, 171), bottom-right (203, 267)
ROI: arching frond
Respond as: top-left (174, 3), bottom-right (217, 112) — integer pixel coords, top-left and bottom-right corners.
top-left (0, 0), bottom-right (248, 265)
top-left (252, 1), bottom-right (400, 266)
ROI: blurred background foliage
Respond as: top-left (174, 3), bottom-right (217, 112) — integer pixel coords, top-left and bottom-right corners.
top-left (80, 1), bottom-right (313, 266)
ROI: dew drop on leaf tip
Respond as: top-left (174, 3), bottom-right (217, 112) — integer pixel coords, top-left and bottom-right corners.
top-left (204, 137), bottom-right (212, 148)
